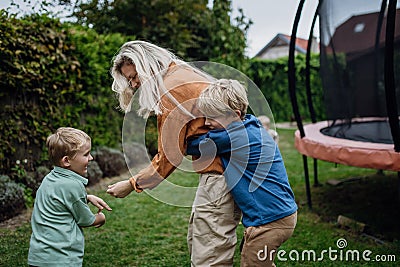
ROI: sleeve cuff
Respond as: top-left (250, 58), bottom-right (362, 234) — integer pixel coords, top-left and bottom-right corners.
top-left (129, 177), bottom-right (143, 193)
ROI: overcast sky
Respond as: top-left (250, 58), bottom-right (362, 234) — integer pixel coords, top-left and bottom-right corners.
top-left (231, 0), bottom-right (320, 57)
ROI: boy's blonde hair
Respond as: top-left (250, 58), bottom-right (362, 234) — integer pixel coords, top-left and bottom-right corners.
top-left (257, 115), bottom-right (271, 129)
top-left (46, 127), bottom-right (91, 166)
top-left (197, 79), bottom-right (248, 119)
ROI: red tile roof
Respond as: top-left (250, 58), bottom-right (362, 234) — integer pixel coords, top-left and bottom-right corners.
top-left (254, 33), bottom-right (317, 58)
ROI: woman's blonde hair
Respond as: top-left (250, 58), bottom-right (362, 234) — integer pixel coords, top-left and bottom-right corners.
top-left (110, 41), bottom-right (182, 116)
top-left (197, 79), bottom-right (248, 120)
top-left (46, 127), bottom-right (91, 166)
top-left (111, 41), bottom-right (216, 117)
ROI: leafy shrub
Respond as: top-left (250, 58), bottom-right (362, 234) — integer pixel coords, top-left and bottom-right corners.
top-left (0, 175), bottom-right (25, 222)
top-left (0, 12), bottom-right (82, 173)
top-left (246, 54), bottom-right (325, 122)
top-left (0, 12), bottom-right (132, 175)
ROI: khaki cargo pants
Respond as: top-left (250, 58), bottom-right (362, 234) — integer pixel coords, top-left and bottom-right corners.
top-left (187, 173), bottom-right (241, 267)
top-left (240, 211), bottom-right (297, 267)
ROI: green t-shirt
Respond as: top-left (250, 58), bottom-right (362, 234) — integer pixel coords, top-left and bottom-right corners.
top-left (28, 166), bottom-right (96, 267)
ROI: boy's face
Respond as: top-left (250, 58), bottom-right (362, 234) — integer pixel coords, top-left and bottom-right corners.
top-left (204, 116), bottom-right (228, 130)
top-left (68, 142), bottom-right (93, 177)
top-left (204, 112), bottom-right (241, 130)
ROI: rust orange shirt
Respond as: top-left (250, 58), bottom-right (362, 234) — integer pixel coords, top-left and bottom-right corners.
top-left (132, 63), bottom-right (223, 190)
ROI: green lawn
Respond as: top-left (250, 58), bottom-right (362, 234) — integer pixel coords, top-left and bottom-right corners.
top-left (1, 128), bottom-right (399, 266)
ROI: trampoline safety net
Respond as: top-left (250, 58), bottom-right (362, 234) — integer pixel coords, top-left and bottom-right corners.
top-left (318, 0), bottom-right (400, 143)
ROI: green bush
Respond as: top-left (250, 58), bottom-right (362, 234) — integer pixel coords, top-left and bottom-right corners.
top-left (65, 24), bottom-right (134, 149)
top-left (0, 175), bottom-right (25, 222)
top-left (0, 12), bottom-right (82, 172)
top-left (246, 54), bottom-right (325, 123)
top-left (0, 12), bottom-right (131, 175)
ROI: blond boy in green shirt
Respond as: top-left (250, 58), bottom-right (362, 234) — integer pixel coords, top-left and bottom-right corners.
top-left (28, 127), bottom-right (111, 267)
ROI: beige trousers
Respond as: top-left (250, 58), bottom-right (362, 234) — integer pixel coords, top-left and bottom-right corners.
top-left (187, 173), bottom-right (242, 267)
top-left (240, 211), bottom-right (297, 267)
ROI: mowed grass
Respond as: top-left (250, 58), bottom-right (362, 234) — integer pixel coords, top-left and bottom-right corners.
top-left (1, 127), bottom-right (400, 266)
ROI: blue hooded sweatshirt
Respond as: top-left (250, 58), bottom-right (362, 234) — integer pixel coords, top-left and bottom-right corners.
top-left (187, 114), bottom-right (297, 227)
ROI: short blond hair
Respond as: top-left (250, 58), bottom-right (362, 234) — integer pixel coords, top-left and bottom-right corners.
top-left (46, 127), bottom-right (91, 166)
top-left (197, 79), bottom-right (248, 120)
top-left (257, 115), bottom-right (271, 129)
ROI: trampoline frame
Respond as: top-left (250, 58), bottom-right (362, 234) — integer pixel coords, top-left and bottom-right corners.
top-left (288, 0), bottom-right (400, 208)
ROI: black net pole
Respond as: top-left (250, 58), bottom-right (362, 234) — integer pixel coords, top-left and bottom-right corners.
top-left (306, 2), bottom-right (321, 188)
top-left (305, 1), bottom-right (320, 124)
top-left (384, 0), bottom-right (400, 203)
top-left (288, 0), bottom-right (306, 138)
top-left (374, 0), bottom-right (387, 113)
top-left (303, 155), bottom-right (312, 209)
top-left (384, 0), bottom-right (400, 152)
top-left (288, 0), bottom-right (312, 208)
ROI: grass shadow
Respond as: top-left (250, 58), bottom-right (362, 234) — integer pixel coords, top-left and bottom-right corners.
top-left (312, 172), bottom-right (400, 241)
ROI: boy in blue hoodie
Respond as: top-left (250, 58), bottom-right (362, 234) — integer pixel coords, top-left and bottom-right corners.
top-left (186, 79), bottom-right (297, 267)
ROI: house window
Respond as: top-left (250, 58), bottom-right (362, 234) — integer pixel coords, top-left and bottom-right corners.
top-left (354, 23), bottom-right (365, 33)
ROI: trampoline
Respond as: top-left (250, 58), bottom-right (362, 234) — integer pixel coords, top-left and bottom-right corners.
top-left (288, 0), bottom-right (400, 208)
top-left (295, 118), bottom-right (400, 172)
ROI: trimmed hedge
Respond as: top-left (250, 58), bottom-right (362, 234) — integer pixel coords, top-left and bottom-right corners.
top-left (0, 12), bottom-right (132, 174)
top-left (246, 55), bottom-right (325, 123)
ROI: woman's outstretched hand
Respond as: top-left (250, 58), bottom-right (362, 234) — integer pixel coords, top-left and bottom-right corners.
top-left (106, 180), bottom-right (134, 198)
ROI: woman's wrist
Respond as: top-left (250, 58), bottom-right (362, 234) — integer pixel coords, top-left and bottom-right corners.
top-left (129, 177), bottom-right (143, 193)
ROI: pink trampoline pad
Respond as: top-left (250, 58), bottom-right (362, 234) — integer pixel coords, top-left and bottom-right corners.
top-left (294, 120), bottom-right (400, 171)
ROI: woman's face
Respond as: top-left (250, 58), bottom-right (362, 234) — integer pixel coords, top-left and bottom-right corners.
top-left (121, 63), bottom-right (140, 92)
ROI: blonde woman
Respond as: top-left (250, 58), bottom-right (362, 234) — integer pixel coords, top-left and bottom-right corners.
top-left (106, 41), bottom-right (240, 266)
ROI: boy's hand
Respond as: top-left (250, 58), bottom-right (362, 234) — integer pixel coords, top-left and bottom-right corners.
top-left (93, 212), bottom-right (106, 228)
top-left (87, 194), bottom-right (112, 211)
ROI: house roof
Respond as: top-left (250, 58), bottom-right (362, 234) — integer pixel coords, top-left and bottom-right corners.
top-left (254, 33), bottom-right (311, 58)
top-left (326, 9), bottom-right (400, 57)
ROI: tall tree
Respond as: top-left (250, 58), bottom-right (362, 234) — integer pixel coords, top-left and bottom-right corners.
top-left (209, 0), bottom-right (251, 70)
top-left (67, 0), bottom-right (251, 64)
top-left (7, 0), bottom-right (251, 66)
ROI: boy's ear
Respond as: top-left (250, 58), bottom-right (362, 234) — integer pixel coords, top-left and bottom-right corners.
top-left (60, 156), bottom-right (71, 167)
top-left (234, 110), bottom-right (242, 118)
